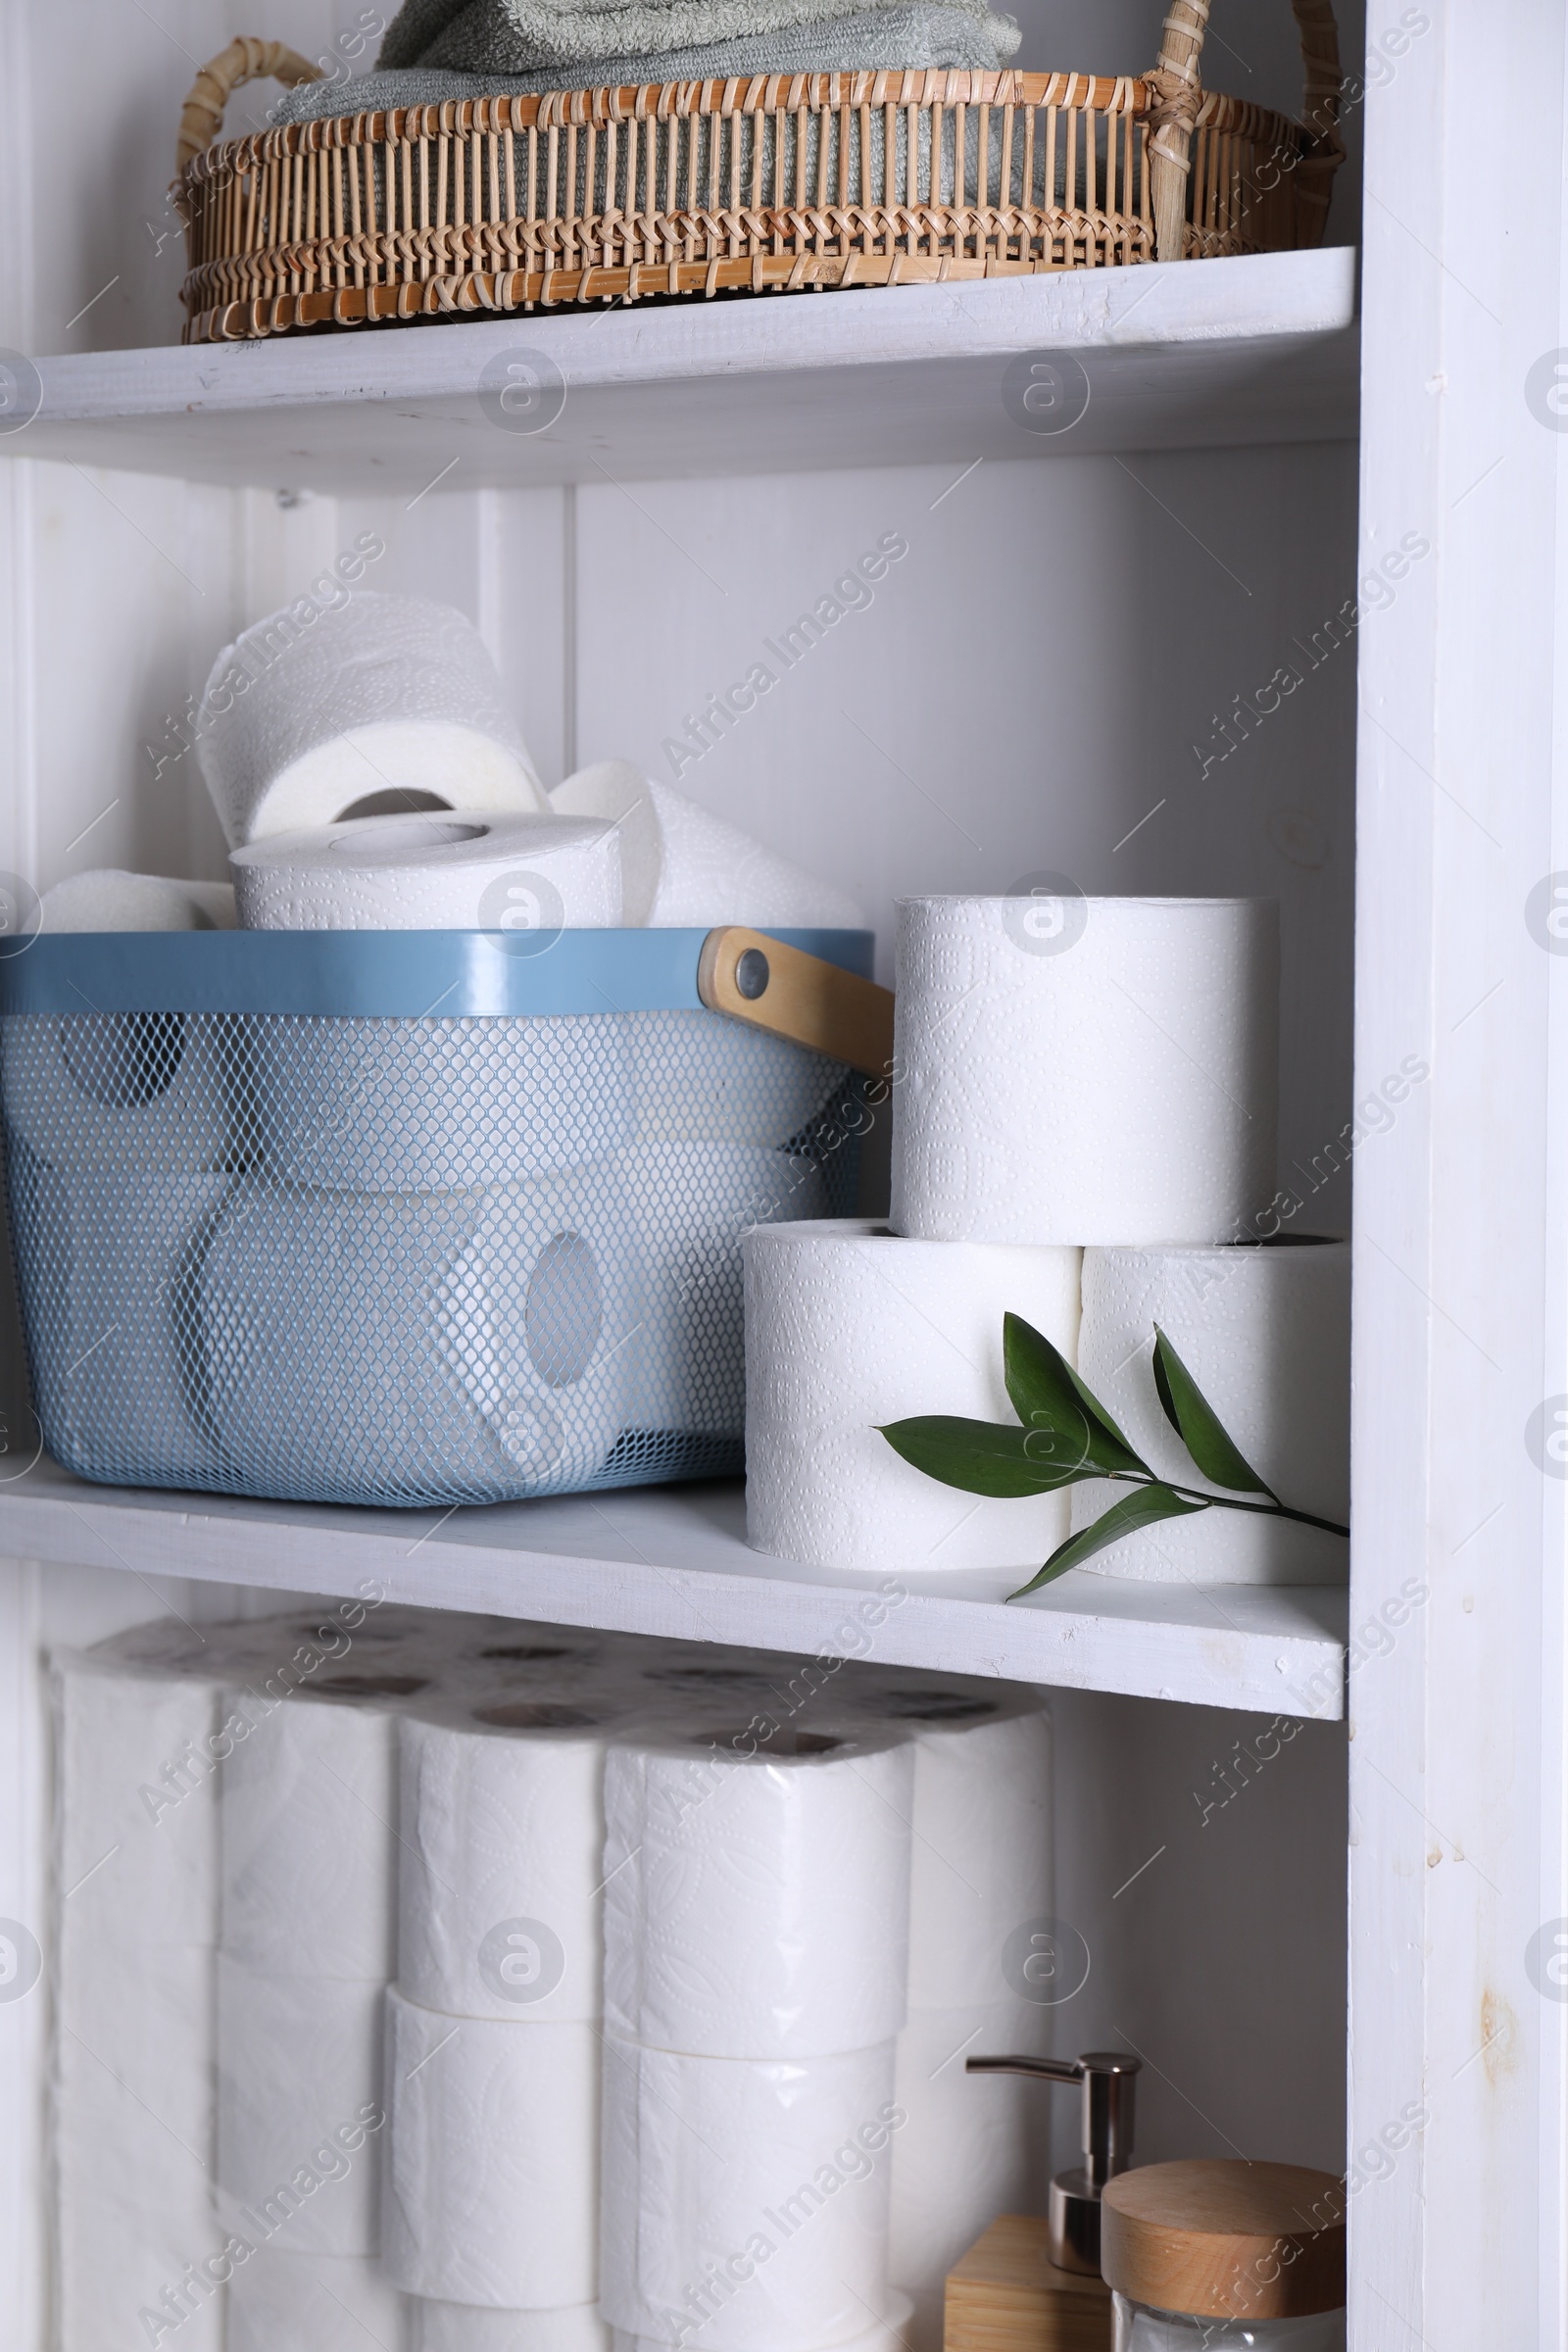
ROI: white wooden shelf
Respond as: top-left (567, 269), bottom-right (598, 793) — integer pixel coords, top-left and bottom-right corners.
top-left (1, 1455), bottom-right (1346, 1716)
top-left (10, 247), bottom-right (1357, 491)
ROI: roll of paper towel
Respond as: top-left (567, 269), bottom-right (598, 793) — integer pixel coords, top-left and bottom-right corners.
top-left (2, 1009), bottom-right (237, 1167)
top-left (217, 1956), bottom-right (384, 2254)
top-left (890, 896), bottom-right (1279, 1246)
top-left (199, 591), bottom-right (544, 846)
top-left (906, 1701), bottom-right (1053, 2012)
top-left (227, 2249), bottom-right (409, 2352)
top-left (600, 2034), bottom-right (897, 2350)
top-left (551, 762), bottom-right (865, 929)
top-left (889, 2005), bottom-right (1054, 2352)
top-left (626, 1007), bottom-right (850, 1150)
top-left (620, 1142), bottom-right (827, 1442)
top-left (40, 868), bottom-right (236, 930)
top-left (397, 1696), bottom-right (613, 2022)
top-left (249, 1013), bottom-right (630, 1190)
top-left (24, 1165), bottom-right (228, 1486)
top-left (382, 1989), bottom-right (599, 2307)
top-left (198, 1174), bottom-right (638, 1500)
top-left (221, 1687), bottom-right (404, 1979)
top-left (232, 809), bottom-right (621, 930)
top-left (603, 1725), bottom-right (912, 2058)
top-left (743, 1221), bottom-right (1082, 1576)
top-left (418, 2303), bottom-right (610, 2352)
top-left (612, 2294), bottom-right (914, 2352)
top-left (1070, 1238), bottom-right (1351, 1583)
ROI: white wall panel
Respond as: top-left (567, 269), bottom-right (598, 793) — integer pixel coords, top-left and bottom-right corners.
top-left (575, 443), bottom-right (1358, 1218)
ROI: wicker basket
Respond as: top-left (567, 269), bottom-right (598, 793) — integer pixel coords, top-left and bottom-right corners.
top-left (173, 0), bottom-right (1343, 342)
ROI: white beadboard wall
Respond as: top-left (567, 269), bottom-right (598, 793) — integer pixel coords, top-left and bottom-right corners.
top-left (0, 1), bottom-right (1366, 2337)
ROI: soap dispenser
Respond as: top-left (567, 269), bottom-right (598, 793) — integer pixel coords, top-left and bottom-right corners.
top-left (965, 2049), bottom-right (1142, 2274)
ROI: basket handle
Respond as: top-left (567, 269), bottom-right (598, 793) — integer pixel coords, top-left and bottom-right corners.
top-left (175, 36), bottom-right (324, 172)
top-left (1148, 0), bottom-right (1345, 262)
top-left (698, 928), bottom-right (895, 1080)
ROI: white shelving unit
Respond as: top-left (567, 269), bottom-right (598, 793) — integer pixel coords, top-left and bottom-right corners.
top-left (0, 1457), bottom-right (1348, 1716)
top-left (3, 0), bottom-right (1564, 2341)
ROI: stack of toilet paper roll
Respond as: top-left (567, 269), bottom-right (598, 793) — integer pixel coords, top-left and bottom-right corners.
top-left (52, 1646), bottom-right (225, 2352)
top-left (218, 1672), bottom-right (427, 2352)
top-left (745, 893), bottom-right (1350, 1588)
top-left (386, 1690), bottom-right (629, 2351)
top-left (599, 1723), bottom-right (913, 2352)
top-left (824, 1684), bottom-right (1055, 2352)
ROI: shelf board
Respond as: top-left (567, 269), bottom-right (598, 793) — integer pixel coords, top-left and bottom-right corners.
top-left (1, 1456), bottom-right (1346, 1717)
top-left (11, 248), bottom-right (1357, 492)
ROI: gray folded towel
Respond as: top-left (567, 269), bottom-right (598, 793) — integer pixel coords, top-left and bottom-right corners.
top-left (270, 3), bottom-right (1019, 120)
top-left (373, 0), bottom-right (1016, 74)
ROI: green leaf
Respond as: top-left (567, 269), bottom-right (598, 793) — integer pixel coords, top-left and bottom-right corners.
top-left (878, 1416), bottom-right (1105, 1499)
top-left (1007, 1484), bottom-right (1210, 1600)
top-left (1002, 1313), bottom-right (1151, 1480)
top-left (1152, 1325), bottom-right (1277, 1498)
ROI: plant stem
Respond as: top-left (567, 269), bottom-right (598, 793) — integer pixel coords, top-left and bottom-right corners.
top-left (1103, 1472), bottom-right (1348, 1540)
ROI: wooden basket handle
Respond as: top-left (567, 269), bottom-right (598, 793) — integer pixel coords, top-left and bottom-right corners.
top-left (175, 36), bottom-right (323, 172)
top-left (1148, 0), bottom-right (1345, 262)
top-left (698, 928), bottom-right (894, 1080)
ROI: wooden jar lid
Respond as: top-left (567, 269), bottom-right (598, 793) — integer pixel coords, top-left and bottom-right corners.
top-left (1100, 2161), bottom-right (1346, 2321)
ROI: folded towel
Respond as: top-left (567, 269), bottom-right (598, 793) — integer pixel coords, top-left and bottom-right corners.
top-left (272, 3), bottom-right (1018, 122)
top-left (372, 0), bottom-right (1016, 75)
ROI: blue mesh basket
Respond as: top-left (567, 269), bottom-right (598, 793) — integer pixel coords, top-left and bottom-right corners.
top-left (0, 928), bottom-right (868, 1508)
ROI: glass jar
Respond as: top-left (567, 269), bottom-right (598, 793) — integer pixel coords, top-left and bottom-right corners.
top-left (1112, 2296), bottom-right (1347, 2350)
top-left (1101, 2161), bottom-right (1347, 2352)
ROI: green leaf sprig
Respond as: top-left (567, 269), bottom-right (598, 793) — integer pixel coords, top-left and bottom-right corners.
top-left (878, 1313), bottom-right (1348, 1601)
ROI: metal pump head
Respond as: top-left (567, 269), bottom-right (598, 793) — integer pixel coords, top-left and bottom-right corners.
top-left (964, 2049), bottom-right (1141, 2275)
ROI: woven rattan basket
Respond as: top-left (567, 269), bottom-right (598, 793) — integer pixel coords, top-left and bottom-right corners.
top-left (174, 0), bottom-right (1343, 342)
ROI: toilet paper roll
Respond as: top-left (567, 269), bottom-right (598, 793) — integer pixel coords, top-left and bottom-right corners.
top-left (619, 1143), bottom-right (828, 1443)
top-left (604, 1725), bottom-right (912, 2058)
top-left (889, 2006), bottom-right (1054, 2352)
top-left (54, 1658), bottom-right (219, 1951)
top-left (198, 1173), bottom-right (638, 1501)
top-left (890, 896), bottom-right (1279, 1246)
top-left (227, 2249), bottom-right (409, 2352)
top-left (397, 1696), bottom-right (612, 2022)
top-left (383, 1989), bottom-right (599, 2307)
top-left (41, 868), bottom-right (236, 931)
top-left (2, 1009), bottom-right (238, 1167)
top-left (249, 1013), bottom-right (631, 1190)
top-left (626, 1007), bottom-right (852, 1151)
top-left (744, 1220), bottom-right (1082, 1576)
top-left (232, 810), bottom-right (621, 931)
top-left (56, 1940), bottom-right (215, 2182)
top-left (55, 1939), bottom-right (218, 2314)
top-left (24, 1165), bottom-right (228, 1487)
top-left (418, 2303), bottom-right (611, 2352)
top-left (600, 2034), bottom-right (897, 2350)
top-left (199, 591), bottom-right (545, 847)
top-left (1070, 1239), bottom-right (1351, 1584)
top-left (221, 1689), bottom-right (403, 1980)
top-left (217, 1957), bottom-right (384, 2255)
top-left (60, 2189), bottom-right (225, 2352)
top-left (551, 763), bottom-right (865, 930)
top-left (696, 1672), bottom-right (1053, 2013)
top-left (903, 1706), bottom-right (1054, 2011)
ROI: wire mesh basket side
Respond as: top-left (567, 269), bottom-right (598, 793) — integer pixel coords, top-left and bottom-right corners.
top-left (1, 1007), bottom-right (861, 1508)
